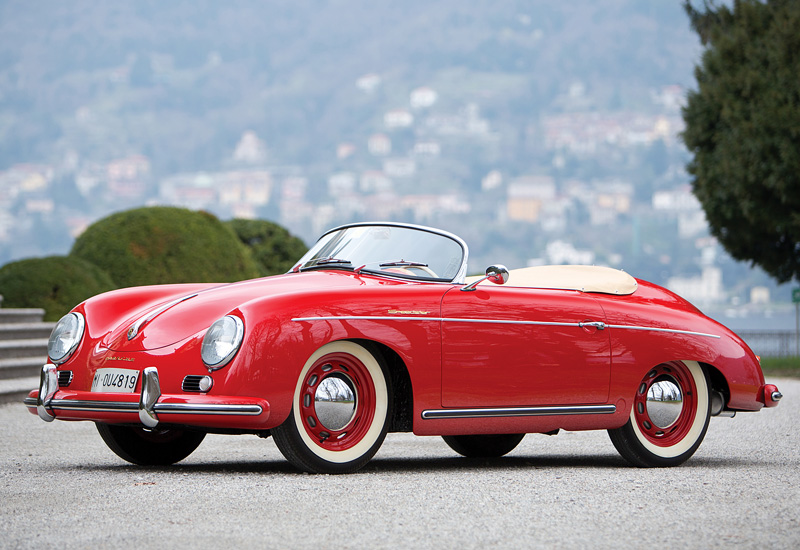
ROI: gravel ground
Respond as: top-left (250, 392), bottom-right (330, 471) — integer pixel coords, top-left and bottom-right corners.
top-left (2, 378), bottom-right (797, 549)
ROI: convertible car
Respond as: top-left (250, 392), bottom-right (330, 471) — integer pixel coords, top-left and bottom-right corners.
top-left (26, 222), bottom-right (781, 473)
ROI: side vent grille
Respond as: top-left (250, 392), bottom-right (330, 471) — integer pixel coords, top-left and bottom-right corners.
top-left (182, 375), bottom-right (212, 392)
top-left (58, 371), bottom-right (73, 387)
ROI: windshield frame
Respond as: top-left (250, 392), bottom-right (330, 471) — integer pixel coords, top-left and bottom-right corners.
top-left (291, 222), bottom-right (469, 283)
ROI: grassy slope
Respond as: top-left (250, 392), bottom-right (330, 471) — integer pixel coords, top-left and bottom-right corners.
top-left (760, 356), bottom-right (800, 379)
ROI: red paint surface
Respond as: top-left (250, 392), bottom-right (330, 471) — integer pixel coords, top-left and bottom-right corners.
top-left (28, 267), bottom-right (774, 436)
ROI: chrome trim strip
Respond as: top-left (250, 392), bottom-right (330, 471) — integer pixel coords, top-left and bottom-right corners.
top-left (38, 399), bottom-right (140, 413)
top-left (154, 403), bottom-right (263, 415)
top-left (293, 316), bottom-right (579, 328)
top-left (606, 324), bottom-right (721, 339)
top-left (421, 404), bottom-right (617, 419)
top-left (292, 315), bottom-right (721, 339)
top-left (26, 398), bottom-right (263, 416)
top-left (293, 316), bottom-right (439, 322)
top-left (441, 317), bottom-right (579, 328)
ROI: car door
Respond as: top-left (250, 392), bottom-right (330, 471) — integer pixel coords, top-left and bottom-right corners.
top-left (441, 285), bottom-right (611, 407)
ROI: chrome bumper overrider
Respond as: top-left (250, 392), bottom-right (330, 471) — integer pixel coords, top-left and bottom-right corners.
top-left (27, 364), bottom-right (264, 428)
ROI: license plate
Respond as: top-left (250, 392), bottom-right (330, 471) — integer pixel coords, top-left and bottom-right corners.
top-left (91, 368), bottom-right (140, 393)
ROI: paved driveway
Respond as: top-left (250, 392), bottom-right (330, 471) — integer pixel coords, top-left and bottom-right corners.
top-left (2, 378), bottom-right (797, 549)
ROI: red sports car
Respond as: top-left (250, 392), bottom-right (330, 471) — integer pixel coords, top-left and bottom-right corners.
top-left (26, 222), bottom-right (781, 473)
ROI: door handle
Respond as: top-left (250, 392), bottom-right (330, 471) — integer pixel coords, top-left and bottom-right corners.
top-left (579, 321), bottom-right (606, 330)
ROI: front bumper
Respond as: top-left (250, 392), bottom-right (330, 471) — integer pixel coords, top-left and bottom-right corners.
top-left (25, 364), bottom-right (270, 430)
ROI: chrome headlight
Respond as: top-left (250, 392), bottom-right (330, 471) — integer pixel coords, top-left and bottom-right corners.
top-left (201, 315), bottom-right (244, 370)
top-left (48, 312), bottom-right (85, 365)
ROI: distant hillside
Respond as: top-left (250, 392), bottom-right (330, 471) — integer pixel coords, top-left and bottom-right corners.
top-left (0, 0), bottom-right (699, 174)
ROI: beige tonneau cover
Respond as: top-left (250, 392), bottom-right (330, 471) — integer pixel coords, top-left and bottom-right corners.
top-left (466, 265), bottom-right (638, 295)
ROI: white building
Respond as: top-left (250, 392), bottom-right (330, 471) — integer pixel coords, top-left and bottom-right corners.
top-left (356, 73), bottom-right (382, 93)
top-left (232, 131), bottom-right (267, 164)
top-left (383, 158), bottom-right (416, 178)
top-left (410, 86), bottom-right (438, 109)
top-left (667, 266), bottom-right (724, 306)
top-left (360, 171), bottom-right (393, 193)
top-left (328, 172), bottom-right (357, 195)
top-left (544, 241), bottom-right (595, 265)
top-left (413, 141), bottom-right (441, 157)
top-left (384, 109), bottom-right (414, 129)
top-left (368, 134), bottom-right (392, 156)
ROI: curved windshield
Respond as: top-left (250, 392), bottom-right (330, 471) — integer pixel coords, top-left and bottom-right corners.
top-left (293, 223), bottom-right (468, 283)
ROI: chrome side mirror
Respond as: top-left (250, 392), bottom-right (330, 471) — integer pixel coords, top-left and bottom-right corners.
top-left (461, 264), bottom-right (509, 291)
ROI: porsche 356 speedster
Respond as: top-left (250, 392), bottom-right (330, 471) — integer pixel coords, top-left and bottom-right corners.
top-left (26, 222), bottom-right (781, 473)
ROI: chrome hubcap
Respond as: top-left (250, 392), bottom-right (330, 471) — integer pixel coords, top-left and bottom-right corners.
top-left (314, 375), bottom-right (356, 431)
top-left (645, 377), bottom-right (683, 429)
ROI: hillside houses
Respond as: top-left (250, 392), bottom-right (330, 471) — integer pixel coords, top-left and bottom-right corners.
top-left (159, 169), bottom-right (272, 217)
top-left (543, 112), bottom-right (684, 154)
top-left (0, 77), bottom-right (769, 311)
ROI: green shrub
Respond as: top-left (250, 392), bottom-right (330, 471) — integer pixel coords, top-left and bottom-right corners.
top-left (71, 206), bottom-right (260, 288)
top-left (0, 256), bottom-right (116, 321)
top-left (225, 218), bottom-right (308, 276)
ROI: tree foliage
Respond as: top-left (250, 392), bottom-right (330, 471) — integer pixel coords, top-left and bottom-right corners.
top-left (71, 207), bottom-right (260, 288)
top-left (682, 0), bottom-right (800, 283)
top-left (0, 256), bottom-right (116, 321)
top-left (225, 219), bottom-right (308, 276)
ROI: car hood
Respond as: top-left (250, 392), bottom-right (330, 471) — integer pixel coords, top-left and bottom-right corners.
top-left (102, 271), bottom-right (389, 352)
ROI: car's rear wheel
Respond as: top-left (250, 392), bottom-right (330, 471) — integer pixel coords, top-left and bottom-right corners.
top-left (608, 360), bottom-right (710, 467)
top-left (442, 433), bottom-right (525, 458)
top-left (96, 423), bottom-right (205, 465)
top-left (272, 341), bottom-right (392, 474)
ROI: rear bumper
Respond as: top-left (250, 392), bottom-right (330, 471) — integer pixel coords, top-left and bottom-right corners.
top-left (25, 365), bottom-right (270, 430)
top-left (759, 383), bottom-right (782, 408)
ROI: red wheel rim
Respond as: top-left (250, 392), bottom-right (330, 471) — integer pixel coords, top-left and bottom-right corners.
top-left (299, 352), bottom-right (376, 452)
top-left (633, 362), bottom-right (698, 447)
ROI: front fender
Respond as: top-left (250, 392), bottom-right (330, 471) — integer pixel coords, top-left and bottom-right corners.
top-left (231, 284), bottom-right (448, 426)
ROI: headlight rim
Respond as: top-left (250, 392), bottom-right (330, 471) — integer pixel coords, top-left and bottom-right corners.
top-left (201, 315), bottom-right (245, 371)
top-left (47, 312), bottom-right (85, 365)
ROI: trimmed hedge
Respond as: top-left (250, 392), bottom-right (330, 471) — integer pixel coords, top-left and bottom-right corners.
top-left (71, 206), bottom-right (260, 288)
top-left (225, 218), bottom-right (308, 276)
top-left (0, 209), bottom-right (304, 320)
top-left (0, 255), bottom-right (116, 321)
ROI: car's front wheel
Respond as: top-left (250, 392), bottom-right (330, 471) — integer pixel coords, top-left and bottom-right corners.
top-left (442, 433), bottom-right (525, 458)
top-left (608, 360), bottom-right (710, 467)
top-left (272, 341), bottom-right (392, 474)
top-left (96, 423), bottom-right (206, 465)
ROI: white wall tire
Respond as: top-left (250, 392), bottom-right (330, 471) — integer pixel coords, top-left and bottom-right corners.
top-left (272, 341), bottom-right (391, 474)
top-left (608, 361), bottom-right (710, 467)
